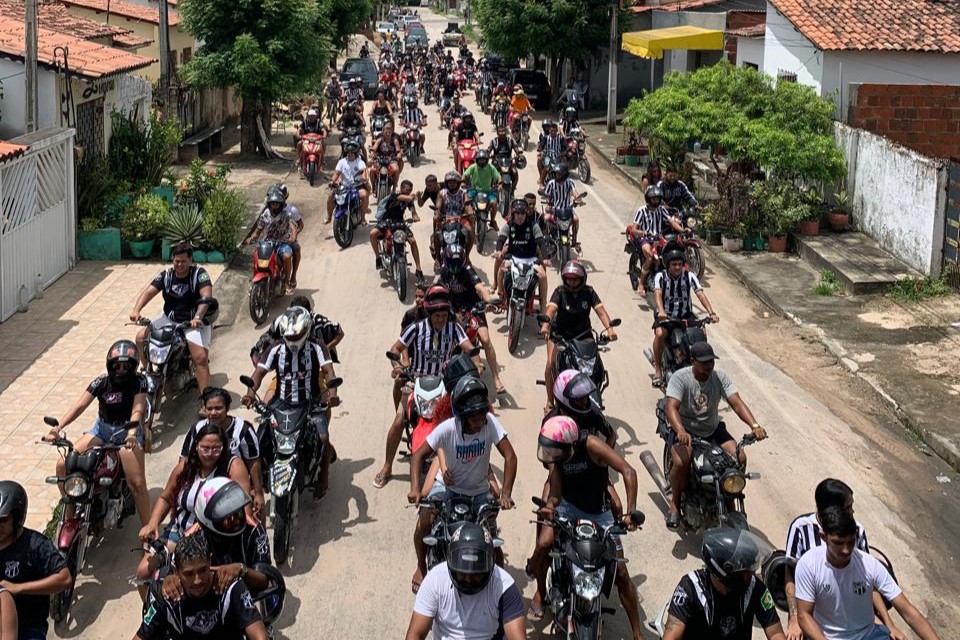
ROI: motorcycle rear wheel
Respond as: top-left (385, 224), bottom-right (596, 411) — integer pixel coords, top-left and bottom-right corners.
top-left (50, 537), bottom-right (83, 624)
top-left (628, 252), bottom-right (640, 292)
top-left (686, 245), bottom-right (705, 280)
top-left (249, 279), bottom-right (270, 325)
top-left (307, 161), bottom-right (317, 187)
top-left (507, 302), bottom-right (523, 354)
top-left (334, 213), bottom-right (353, 248)
top-left (273, 495), bottom-right (292, 565)
top-left (394, 249), bottom-right (407, 301)
top-left (578, 156), bottom-right (591, 183)
top-left (557, 243), bottom-right (570, 270)
top-left (476, 212), bottom-right (487, 253)
top-left (520, 129), bottom-right (529, 151)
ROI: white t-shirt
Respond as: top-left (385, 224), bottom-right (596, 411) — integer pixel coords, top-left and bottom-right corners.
top-left (426, 414), bottom-right (507, 496)
top-left (413, 563), bottom-right (523, 640)
top-left (335, 157), bottom-right (366, 186)
top-left (794, 546), bottom-right (902, 640)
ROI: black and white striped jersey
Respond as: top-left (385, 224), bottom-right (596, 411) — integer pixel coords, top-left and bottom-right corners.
top-left (654, 271), bottom-right (702, 318)
top-left (786, 512), bottom-right (870, 560)
top-left (399, 318), bottom-right (468, 377)
top-left (544, 178), bottom-right (576, 210)
top-left (632, 205), bottom-right (672, 237)
top-left (257, 340), bottom-right (332, 405)
top-left (538, 132), bottom-right (566, 156)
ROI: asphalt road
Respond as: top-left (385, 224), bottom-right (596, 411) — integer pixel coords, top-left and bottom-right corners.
top-left (53, 9), bottom-right (959, 640)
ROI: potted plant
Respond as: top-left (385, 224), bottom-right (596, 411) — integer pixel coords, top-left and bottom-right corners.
top-left (798, 187), bottom-right (823, 235)
top-left (121, 193), bottom-right (167, 258)
top-left (766, 203), bottom-right (806, 252)
top-left (700, 204), bottom-right (722, 245)
top-left (829, 189), bottom-right (850, 231)
top-left (163, 202), bottom-right (205, 260)
top-left (721, 222), bottom-right (745, 253)
top-left (200, 186), bottom-right (247, 262)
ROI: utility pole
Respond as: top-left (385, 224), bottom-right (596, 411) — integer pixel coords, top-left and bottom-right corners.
top-left (158, 0), bottom-right (171, 108)
top-left (25, 0), bottom-right (38, 132)
top-left (606, 0), bottom-right (618, 133)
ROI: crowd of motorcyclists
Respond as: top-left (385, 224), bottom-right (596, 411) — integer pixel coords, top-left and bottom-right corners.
top-left (0, 13), bottom-right (944, 640)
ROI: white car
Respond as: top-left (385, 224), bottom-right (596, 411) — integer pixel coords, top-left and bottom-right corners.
top-left (376, 21), bottom-right (397, 39)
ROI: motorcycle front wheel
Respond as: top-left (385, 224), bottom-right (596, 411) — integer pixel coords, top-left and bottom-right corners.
top-left (476, 212), bottom-right (487, 253)
top-left (628, 252), bottom-right (640, 292)
top-left (507, 302), bottom-right (523, 354)
top-left (307, 160), bottom-right (317, 187)
top-left (334, 213), bottom-right (353, 249)
top-left (557, 243), bottom-right (570, 270)
top-left (686, 245), bottom-right (705, 280)
top-left (273, 495), bottom-right (292, 565)
top-left (50, 537), bottom-right (83, 624)
top-left (394, 248), bottom-right (407, 301)
top-left (578, 156), bottom-right (592, 183)
top-left (249, 280), bottom-right (270, 325)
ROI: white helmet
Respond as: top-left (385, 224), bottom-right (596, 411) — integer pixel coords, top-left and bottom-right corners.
top-left (193, 477), bottom-right (250, 538)
top-left (276, 306), bottom-right (313, 353)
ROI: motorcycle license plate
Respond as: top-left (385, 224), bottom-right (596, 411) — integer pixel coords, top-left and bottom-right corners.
top-left (271, 460), bottom-right (296, 496)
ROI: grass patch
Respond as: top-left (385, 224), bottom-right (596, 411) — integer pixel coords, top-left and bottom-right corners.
top-left (813, 269), bottom-right (844, 296)
top-left (887, 274), bottom-right (951, 303)
top-left (44, 502), bottom-right (62, 540)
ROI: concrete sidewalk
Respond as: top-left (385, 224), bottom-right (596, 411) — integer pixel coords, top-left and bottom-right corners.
top-left (583, 125), bottom-right (960, 470)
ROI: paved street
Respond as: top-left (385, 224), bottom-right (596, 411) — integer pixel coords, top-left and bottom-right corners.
top-left (0, 8), bottom-right (950, 639)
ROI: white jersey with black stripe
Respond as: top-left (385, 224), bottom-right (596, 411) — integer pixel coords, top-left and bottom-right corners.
top-left (786, 512), bottom-right (870, 560)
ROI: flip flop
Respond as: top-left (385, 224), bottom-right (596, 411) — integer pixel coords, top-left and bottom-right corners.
top-left (526, 602), bottom-right (545, 621)
top-left (373, 472), bottom-right (392, 489)
top-left (652, 376), bottom-right (665, 388)
top-left (496, 384), bottom-right (507, 395)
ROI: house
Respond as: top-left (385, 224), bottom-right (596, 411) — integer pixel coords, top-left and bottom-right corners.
top-left (0, 0), bottom-right (152, 50)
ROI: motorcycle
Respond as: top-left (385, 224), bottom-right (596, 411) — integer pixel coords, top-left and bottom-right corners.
top-left (540, 316), bottom-right (621, 410)
top-left (503, 256), bottom-right (540, 354)
top-left (248, 239), bottom-right (289, 325)
top-left (671, 207), bottom-right (706, 280)
top-left (492, 99), bottom-right (509, 129)
top-left (241, 375), bottom-right (343, 565)
top-left (43, 424), bottom-right (136, 623)
top-left (378, 219), bottom-right (413, 301)
top-left (370, 114), bottom-right (388, 140)
top-left (532, 497), bottom-right (644, 639)
top-left (471, 190), bottom-right (494, 253)
top-left (299, 133), bottom-right (325, 187)
top-left (542, 194), bottom-right (586, 269)
top-left (404, 124), bottom-right (422, 167)
top-left (422, 494), bottom-right (502, 570)
top-left (339, 126), bottom-right (365, 160)
top-left (421, 77), bottom-right (433, 105)
top-left (456, 300), bottom-right (494, 353)
top-left (453, 69), bottom-right (466, 92)
top-left (386, 352), bottom-right (445, 466)
top-left (565, 127), bottom-right (591, 183)
top-left (513, 112), bottom-right (532, 150)
top-left (643, 317), bottom-right (713, 388)
top-left (478, 81), bottom-right (492, 113)
top-left (371, 155), bottom-right (394, 202)
top-left (495, 152), bottom-right (525, 206)
top-left (626, 223), bottom-right (704, 295)
top-left (454, 137), bottom-right (480, 174)
top-left (332, 183), bottom-right (362, 249)
top-left (433, 213), bottom-right (469, 261)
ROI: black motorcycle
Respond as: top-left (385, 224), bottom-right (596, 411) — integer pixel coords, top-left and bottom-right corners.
top-left (241, 375), bottom-right (343, 565)
top-left (503, 256), bottom-right (540, 355)
top-left (339, 126), bottom-right (365, 160)
top-left (532, 497), bottom-right (644, 639)
top-left (643, 317), bottom-right (713, 388)
top-left (377, 219), bottom-right (414, 301)
top-left (422, 494), bottom-right (502, 570)
top-left (495, 152), bottom-right (526, 206)
top-left (540, 317), bottom-right (621, 409)
top-left (478, 81), bottom-right (492, 113)
top-left (542, 195), bottom-right (585, 269)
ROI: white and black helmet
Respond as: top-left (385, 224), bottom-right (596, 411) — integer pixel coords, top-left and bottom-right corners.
top-left (194, 477), bottom-right (250, 538)
top-left (276, 306), bottom-right (313, 353)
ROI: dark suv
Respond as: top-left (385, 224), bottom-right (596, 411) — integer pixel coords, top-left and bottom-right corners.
top-left (482, 53), bottom-right (519, 79)
top-left (340, 57), bottom-right (378, 99)
top-left (507, 69), bottom-right (551, 110)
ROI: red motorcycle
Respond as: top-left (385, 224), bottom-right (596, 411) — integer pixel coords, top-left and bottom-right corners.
top-left (249, 239), bottom-right (288, 324)
top-left (626, 221), bottom-right (704, 295)
top-left (299, 132), bottom-right (325, 186)
top-left (455, 137), bottom-right (480, 173)
top-left (453, 69), bottom-right (466, 92)
top-left (43, 421), bottom-right (135, 623)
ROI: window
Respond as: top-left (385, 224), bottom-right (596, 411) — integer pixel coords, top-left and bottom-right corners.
top-left (745, 62), bottom-right (759, 70)
top-left (182, 47), bottom-right (192, 63)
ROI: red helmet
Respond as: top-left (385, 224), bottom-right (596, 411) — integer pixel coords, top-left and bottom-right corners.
top-left (561, 260), bottom-right (587, 290)
top-left (423, 284), bottom-right (451, 314)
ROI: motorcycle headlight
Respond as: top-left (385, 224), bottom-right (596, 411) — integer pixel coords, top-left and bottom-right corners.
top-left (576, 357), bottom-right (595, 377)
top-left (380, 167), bottom-right (388, 175)
top-left (721, 469), bottom-right (746, 494)
top-left (275, 432), bottom-right (297, 455)
top-left (148, 344), bottom-right (171, 365)
top-left (578, 142), bottom-right (585, 150)
top-left (257, 258), bottom-right (271, 269)
top-left (686, 216), bottom-right (699, 229)
top-left (558, 220), bottom-right (571, 231)
top-left (572, 565), bottom-right (604, 599)
top-left (64, 475), bottom-right (89, 498)
top-left (419, 397), bottom-right (438, 420)
top-left (393, 229), bottom-right (407, 244)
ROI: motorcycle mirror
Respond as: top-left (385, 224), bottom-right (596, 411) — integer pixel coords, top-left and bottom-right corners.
top-left (609, 318), bottom-right (622, 328)
top-left (492, 537), bottom-right (505, 548)
top-left (198, 296), bottom-right (217, 305)
top-left (43, 416), bottom-right (59, 427)
top-left (422, 535), bottom-right (438, 547)
top-left (386, 350), bottom-right (401, 362)
top-left (326, 377), bottom-right (344, 389)
top-left (747, 472), bottom-right (762, 480)
top-left (531, 496), bottom-right (546, 507)
top-left (630, 510), bottom-right (645, 526)
top-left (239, 375), bottom-right (256, 388)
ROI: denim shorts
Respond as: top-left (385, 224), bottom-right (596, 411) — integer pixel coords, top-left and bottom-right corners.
top-left (557, 500), bottom-right (621, 551)
top-left (161, 521), bottom-right (183, 545)
top-left (88, 418), bottom-right (144, 446)
top-left (17, 628), bottom-right (48, 640)
top-left (275, 243), bottom-right (294, 258)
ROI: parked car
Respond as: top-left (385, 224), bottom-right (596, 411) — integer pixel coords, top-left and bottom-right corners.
top-left (376, 21), bottom-right (397, 40)
top-left (507, 68), bottom-right (551, 110)
top-left (406, 25), bottom-right (428, 47)
top-left (442, 22), bottom-right (465, 47)
top-left (482, 53), bottom-right (519, 79)
top-left (341, 58), bottom-right (379, 99)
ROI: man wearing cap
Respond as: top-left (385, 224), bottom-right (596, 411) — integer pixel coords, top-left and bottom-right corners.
top-left (663, 342), bottom-right (767, 529)
top-left (296, 108), bottom-right (328, 173)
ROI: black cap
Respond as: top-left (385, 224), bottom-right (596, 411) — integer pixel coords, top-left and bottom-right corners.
top-left (690, 342), bottom-right (718, 362)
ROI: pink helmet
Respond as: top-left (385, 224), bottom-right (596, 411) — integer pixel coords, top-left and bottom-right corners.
top-left (538, 415), bottom-right (579, 464)
top-left (553, 369), bottom-right (579, 405)
top-left (553, 369), bottom-right (598, 415)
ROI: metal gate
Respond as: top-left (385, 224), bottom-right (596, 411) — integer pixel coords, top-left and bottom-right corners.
top-left (75, 97), bottom-right (104, 166)
top-left (945, 159), bottom-right (960, 290)
top-left (0, 128), bottom-right (77, 321)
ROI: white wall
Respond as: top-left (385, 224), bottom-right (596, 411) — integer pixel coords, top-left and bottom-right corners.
top-left (736, 36), bottom-right (764, 69)
top-left (834, 123), bottom-right (948, 275)
top-left (0, 61), bottom-right (58, 139)
top-left (762, 4), bottom-right (822, 91)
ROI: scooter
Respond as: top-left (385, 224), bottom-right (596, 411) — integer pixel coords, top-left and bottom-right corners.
top-left (455, 137), bottom-right (480, 174)
top-left (299, 132), bottom-right (325, 186)
top-left (248, 239), bottom-right (288, 325)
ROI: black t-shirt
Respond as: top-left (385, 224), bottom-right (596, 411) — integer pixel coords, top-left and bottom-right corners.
top-left (374, 134), bottom-right (400, 159)
top-left (139, 579), bottom-right (262, 639)
top-left (401, 305), bottom-right (427, 331)
top-left (208, 523), bottom-right (271, 567)
top-left (150, 266), bottom-right (212, 322)
top-left (549, 286), bottom-right (601, 338)
top-left (438, 265), bottom-right (483, 310)
top-left (340, 114), bottom-right (363, 130)
top-left (0, 529), bottom-right (68, 633)
top-left (86, 373), bottom-right (149, 424)
top-left (420, 187), bottom-right (440, 206)
top-left (455, 122), bottom-right (478, 141)
top-left (499, 219), bottom-right (541, 258)
top-left (668, 570), bottom-right (779, 640)
top-left (381, 194), bottom-right (414, 224)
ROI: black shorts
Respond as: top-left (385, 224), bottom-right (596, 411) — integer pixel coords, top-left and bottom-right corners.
top-left (668, 420), bottom-right (734, 448)
top-left (652, 310), bottom-right (697, 330)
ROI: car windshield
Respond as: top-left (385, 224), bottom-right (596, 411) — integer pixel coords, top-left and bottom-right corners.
top-left (343, 60), bottom-right (373, 74)
top-left (513, 71), bottom-right (547, 85)
top-left (377, 22), bottom-right (395, 30)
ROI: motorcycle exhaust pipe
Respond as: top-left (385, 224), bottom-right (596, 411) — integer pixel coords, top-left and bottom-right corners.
top-left (639, 449), bottom-right (671, 500)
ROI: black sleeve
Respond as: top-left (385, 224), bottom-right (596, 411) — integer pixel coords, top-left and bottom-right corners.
top-left (136, 374), bottom-right (150, 395)
top-left (31, 531), bottom-right (68, 575)
top-left (86, 375), bottom-right (107, 397)
top-left (589, 287), bottom-right (602, 308)
top-left (245, 524), bottom-right (272, 566)
top-left (195, 267), bottom-right (212, 290)
top-left (225, 581), bottom-right (263, 631)
top-left (667, 576), bottom-right (698, 626)
top-left (238, 421), bottom-right (260, 460)
top-left (549, 287), bottom-right (563, 307)
top-left (137, 585), bottom-right (171, 639)
top-left (149, 271), bottom-right (166, 291)
top-left (750, 580), bottom-right (781, 630)
top-left (466, 265), bottom-right (483, 287)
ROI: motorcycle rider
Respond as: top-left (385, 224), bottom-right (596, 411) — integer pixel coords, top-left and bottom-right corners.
top-left (545, 369), bottom-right (615, 447)
top-left (439, 80), bottom-right (461, 125)
top-left (0, 481), bottom-right (71, 640)
top-left (324, 73), bottom-right (343, 118)
top-left (247, 187), bottom-right (296, 293)
top-left (437, 243), bottom-right (506, 395)
top-left (345, 77), bottom-right (364, 105)
top-left (337, 100), bottom-right (367, 146)
top-left (369, 121), bottom-right (403, 189)
top-left (463, 149), bottom-right (501, 230)
top-left (488, 126), bottom-right (521, 198)
top-left (295, 108), bottom-right (328, 175)
top-left (658, 165), bottom-right (699, 212)
top-left (130, 243), bottom-right (214, 396)
top-left (400, 96), bottom-right (427, 154)
top-left (508, 86), bottom-right (534, 134)
top-left (543, 162), bottom-right (582, 247)
top-left (651, 249), bottom-right (719, 387)
top-left (271, 184), bottom-right (305, 288)
top-left (556, 77), bottom-right (583, 116)
top-left (374, 285), bottom-right (473, 489)
top-left (527, 415), bottom-right (643, 637)
top-left (326, 141), bottom-right (370, 225)
top-left (136, 533), bottom-right (268, 640)
top-left (370, 179), bottom-right (425, 282)
top-left (627, 185), bottom-right (685, 296)
top-left (43, 340), bottom-right (151, 526)
top-left (359, 42), bottom-right (369, 58)
top-left (243, 307), bottom-right (340, 500)
top-left (662, 527), bottom-right (786, 640)
top-left (663, 341), bottom-right (766, 529)
top-left (408, 378), bottom-right (518, 594)
top-left (494, 198), bottom-right (549, 313)
top-left (537, 119), bottom-right (567, 186)
top-left (540, 260), bottom-right (617, 412)
top-left (559, 104), bottom-right (580, 137)
top-left (449, 108), bottom-right (478, 151)
top-left (369, 90), bottom-right (394, 125)
top-left (435, 171), bottom-right (475, 259)
top-left (405, 523), bottom-right (525, 640)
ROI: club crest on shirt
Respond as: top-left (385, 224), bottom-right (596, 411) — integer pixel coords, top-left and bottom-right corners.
top-left (692, 391), bottom-right (709, 413)
top-left (852, 580), bottom-right (867, 595)
top-left (104, 391), bottom-right (123, 404)
top-left (4, 561), bottom-right (19, 579)
top-left (719, 616), bottom-right (736, 635)
top-left (186, 609), bottom-right (218, 634)
top-left (671, 585), bottom-right (687, 607)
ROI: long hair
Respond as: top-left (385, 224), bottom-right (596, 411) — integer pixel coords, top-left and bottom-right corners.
top-left (174, 422), bottom-right (232, 497)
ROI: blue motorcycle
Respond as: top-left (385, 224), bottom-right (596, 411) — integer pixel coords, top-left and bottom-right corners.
top-left (333, 183), bottom-right (362, 248)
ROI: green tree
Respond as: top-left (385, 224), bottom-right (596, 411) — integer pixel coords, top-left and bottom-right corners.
top-left (179, 0), bottom-right (333, 155)
top-left (322, 0), bottom-right (372, 54)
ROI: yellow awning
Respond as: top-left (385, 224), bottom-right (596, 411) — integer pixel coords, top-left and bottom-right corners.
top-left (621, 26), bottom-right (725, 60)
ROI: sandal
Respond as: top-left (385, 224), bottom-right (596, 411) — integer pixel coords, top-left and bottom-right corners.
top-left (526, 602), bottom-right (545, 621)
top-left (652, 376), bottom-right (665, 388)
top-left (373, 472), bottom-right (392, 489)
top-left (495, 384), bottom-right (507, 395)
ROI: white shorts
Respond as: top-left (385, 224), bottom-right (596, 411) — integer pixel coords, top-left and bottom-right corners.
top-left (152, 314), bottom-right (211, 350)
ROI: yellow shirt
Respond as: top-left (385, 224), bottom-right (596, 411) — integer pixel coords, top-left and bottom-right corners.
top-left (510, 96), bottom-right (533, 112)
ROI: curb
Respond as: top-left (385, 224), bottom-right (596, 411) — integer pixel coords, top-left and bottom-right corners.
top-left (703, 243), bottom-right (960, 471)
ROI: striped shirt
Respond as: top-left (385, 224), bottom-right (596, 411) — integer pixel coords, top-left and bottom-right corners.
top-left (258, 340), bottom-right (332, 405)
top-left (402, 108), bottom-right (424, 126)
top-left (544, 178), bottom-right (576, 210)
top-left (654, 270), bottom-right (702, 318)
top-left (786, 512), bottom-right (870, 560)
top-left (538, 132), bottom-right (566, 156)
top-left (633, 205), bottom-right (672, 237)
top-left (173, 459), bottom-right (238, 532)
top-left (399, 317), bottom-right (468, 377)
top-left (181, 416), bottom-right (260, 462)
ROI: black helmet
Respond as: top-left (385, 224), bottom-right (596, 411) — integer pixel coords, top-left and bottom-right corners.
top-left (463, 111), bottom-right (474, 121)
top-left (193, 477), bottom-right (250, 539)
top-left (663, 249), bottom-right (686, 265)
top-left (344, 141), bottom-right (359, 154)
top-left (702, 527), bottom-right (770, 588)
top-left (0, 480), bottom-right (28, 532)
top-left (510, 199), bottom-right (528, 216)
top-left (475, 149), bottom-right (489, 163)
top-left (443, 353), bottom-right (479, 391)
top-left (555, 163), bottom-right (569, 180)
top-left (252, 563), bottom-right (287, 625)
top-left (452, 376), bottom-right (489, 419)
top-left (644, 185), bottom-right (663, 205)
top-left (266, 187), bottom-right (284, 205)
top-left (444, 243), bottom-right (466, 273)
top-left (444, 170), bottom-right (462, 185)
top-left (106, 339), bottom-right (139, 381)
top-left (564, 106), bottom-right (577, 118)
top-left (446, 522), bottom-right (495, 595)
top-left (543, 119), bottom-right (555, 130)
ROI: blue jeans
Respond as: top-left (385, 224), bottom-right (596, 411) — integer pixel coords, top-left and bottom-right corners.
top-left (87, 418), bottom-right (144, 446)
top-left (557, 500), bottom-right (621, 551)
top-left (275, 243), bottom-right (293, 259)
top-left (861, 624), bottom-right (891, 640)
top-left (19, 628), bottom-right (48, 640)
top-left (467, 188), bottom-right (498, 202)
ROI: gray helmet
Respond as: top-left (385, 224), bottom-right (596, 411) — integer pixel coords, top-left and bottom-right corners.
top-left (475, 149), bottom-right (489, 163)
top-left (447, 522), bottom-right (495, 595)
top-left (452, 376), bottom-right (489, 419)
top-left (702, 528), bottom-right (771, 587)
top-left (266, 187), bottom-right (285, 205)
top-left (555, 163), bottom-right (569, 180)
top-left (0, 480), bottom-right (28, 532)
top-left (644, 185), bottom-right (663, 205)
top-left (193, 477), bottom-right (250, 539)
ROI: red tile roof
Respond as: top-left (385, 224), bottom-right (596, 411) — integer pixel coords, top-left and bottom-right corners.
top-left (727, 23), bottom-right (764, 37)
top-left (0, 15), bottom-right (155, 79)
top-left (0, 141), bottom-right (28, 163)
top-left (113, 31), bottom-right (153, 48)
top-left (59, 0), bottom-right (180, 27)
top-left (630, 0), bottom-right (728, 14)
top-left (0, 0), bottom-right (149, 47)
top-left (770, 0), bottom-right (960, 53)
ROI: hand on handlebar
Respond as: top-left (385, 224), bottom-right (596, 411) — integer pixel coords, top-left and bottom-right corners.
top-left (620, 514), bottom-right (638, 532)
top-left (129, 311), bottom-right (142, 323)
top-left (498, 494), bottom-right (515, 510)
top-left (751, 425), bottom-right (768, 441)
top-left (709, 313), bottom-right (719, 323)
top-left (657, 311), bottom-right (668, 321)
top-left (42, 428), bottom-right (61, 443)
top-left (241, 394), bottom-right (256, 408)
top-left (675, 428), bottom-right (692, 447)
top-left (407, 489), bottom-right (421, 505)
top-left (138, 524), bottom-right (159, 545)
top-left (606, 329), bottom-right (618, 342)
top-left (539, 323), bottom-right (550, 340)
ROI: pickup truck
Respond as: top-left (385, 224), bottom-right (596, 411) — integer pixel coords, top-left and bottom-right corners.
top-left (442, 22), bottom-right (465, 47)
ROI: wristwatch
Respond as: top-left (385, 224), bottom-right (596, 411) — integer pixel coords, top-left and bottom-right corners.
top-left (751, 423), bottom-right (762, 430)
top-left (239, 563), bottom-right (248, 578)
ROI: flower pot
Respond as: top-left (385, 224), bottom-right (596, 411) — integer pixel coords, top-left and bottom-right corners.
top-left (161, 238), bottom-right (172, 261)
top-left (128, 239), bottom-right (155, 258)
top-left (623, 155), bottom-right (640, 167)
top-left (721, 235), bottom-right (743, 253)
top-left (614, 154), bottom-right (626, 165)
top-left (828, 211), bottom-right (849, 231)
top-left (192, 249), bottom-right (208, 263)
top-left (799, 219), bottom-right (820, 236)
top-left (743, 232), bottom-right (765, 252)
top-left (78, 227), bottom-right (122, 260)
top-left (706, 229), bottom-right (722, 246)
top-left (767, 234), bottom-right (788, 253)
top-left (205, 250), bottom-right (226, 264)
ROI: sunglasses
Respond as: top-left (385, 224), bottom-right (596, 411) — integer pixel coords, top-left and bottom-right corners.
top-left (198, 445), bottom-right (223, 455)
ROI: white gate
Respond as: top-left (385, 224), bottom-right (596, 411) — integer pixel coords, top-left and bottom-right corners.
top-left (0, 127), bottom-right (76, 322)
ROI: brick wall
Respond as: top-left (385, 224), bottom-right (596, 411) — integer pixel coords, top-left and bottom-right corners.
top-left (848, 84), bottom-right (960, 159)
top-left (724, 12), bottom-right (764, 62)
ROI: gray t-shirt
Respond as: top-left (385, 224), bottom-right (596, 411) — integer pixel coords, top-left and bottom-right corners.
top-left (426, 413), bottom-right (507, 496)
top-left (665, 366), bottom-right (737, 437)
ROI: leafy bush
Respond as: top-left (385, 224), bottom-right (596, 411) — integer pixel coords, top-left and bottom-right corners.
top-left (201, 186), bottom-right (247, 254)
top-left (164, 202), bottom-right (205, 247)
top-left (813, 269), bottom-right (843, 296)
top-left (887, 275), bottom-right (950, 303)
top-left (77, 156), bottom-right (123, 229)
top-left (108, 109), bottom-right (182, 190)
top-left (121, 193), bottom-right (168, 241)
top-left (750, 180), bottom-right (807, 236)
top-left (176, 159), bottom-right (231, 209)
